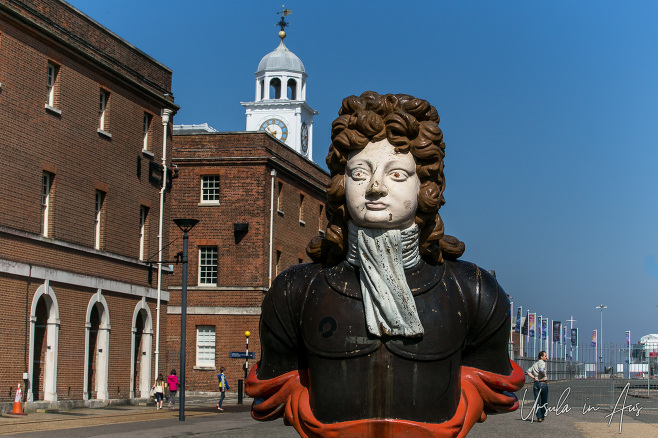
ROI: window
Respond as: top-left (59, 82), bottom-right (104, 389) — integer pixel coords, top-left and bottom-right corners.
top-left (142, 113), bottom-right (152, 151)
top-left (270, 77), bottom-right (281, 99)
top-left (299, 194), bottom-right (305, 224)
top-left (287, 79), bottom-right (297, 100)
top-left (199, 246), bottom-right (218, 285)
top-left (275, 250), bottom-right (282, 276)
top-left (196, 326), bottom-right (215, 367)
top-left (46, 62), bottom-right (59, 108)
top-left (318, 204), bottom-right (325, 235)
top-left (139, 206), bottom-right (149, 260)
top-left (200, 175), bottom-right (220, 204)
top-left (94, 190), bottom-right (105, 250)
top-left (41, 172), bottom-right (53, 237)
top-left (277, 182), bottom-right (283, 213)
top-left (99, 89), bottom-right (109, 131)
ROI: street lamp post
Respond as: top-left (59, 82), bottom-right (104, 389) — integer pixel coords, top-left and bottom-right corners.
top-left (595, 304), bottom-right (607, 375)
top-left (173, 218), bottom-right (199, 422)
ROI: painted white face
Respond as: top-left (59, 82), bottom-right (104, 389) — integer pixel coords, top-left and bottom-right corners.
top-left (345, 139), bottom-right (420, 229)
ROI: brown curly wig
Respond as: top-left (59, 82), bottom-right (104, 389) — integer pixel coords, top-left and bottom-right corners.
top-left (306, 91), bottom-right (465, 266)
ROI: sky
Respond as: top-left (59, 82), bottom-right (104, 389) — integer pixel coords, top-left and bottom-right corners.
top-left (65, 0), bottom-right (658, 349)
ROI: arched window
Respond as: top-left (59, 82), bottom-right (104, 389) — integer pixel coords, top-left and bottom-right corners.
top-left (260, 79), bottom-right (265, 100)
top-left (287, 79), bottom-right (297, 100)
top-left (270, 78), bottom-right (281, 99)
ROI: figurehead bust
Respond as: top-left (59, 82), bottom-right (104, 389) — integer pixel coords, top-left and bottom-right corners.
top-left (247, 91), bottom-right (525, 438)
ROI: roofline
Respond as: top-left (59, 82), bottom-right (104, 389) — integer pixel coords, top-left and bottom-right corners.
top-left (172, 130), bottom-right (329, 175)
top-left (61, 0), bottom-right (173, 73)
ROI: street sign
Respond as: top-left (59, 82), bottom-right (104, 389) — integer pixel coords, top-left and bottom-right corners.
top-left (229, 352), bottom-right (255, 359)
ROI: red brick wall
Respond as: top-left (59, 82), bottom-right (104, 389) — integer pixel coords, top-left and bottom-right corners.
top-left (0, 0), bottom-right (173, 95)
top-left (165, 132), bottom-right (330, 391)
top-left (0, 1), bottom-right (176, 403)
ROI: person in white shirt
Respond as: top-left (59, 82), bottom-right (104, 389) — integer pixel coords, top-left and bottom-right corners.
top-left (527, 351), bottom-right (548, 422)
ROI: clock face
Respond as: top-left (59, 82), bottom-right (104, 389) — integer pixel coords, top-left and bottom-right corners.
top-left (259, 118), bottom-right (288, 143)
top-left (301, 122), bottom-right (309, 154)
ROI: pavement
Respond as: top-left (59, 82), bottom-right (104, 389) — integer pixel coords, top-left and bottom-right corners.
top-left (1, 391), bottom-right (657, 437)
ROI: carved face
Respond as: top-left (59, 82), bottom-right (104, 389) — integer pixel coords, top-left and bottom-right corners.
top-left (345, 139), bottom-right (420, 229)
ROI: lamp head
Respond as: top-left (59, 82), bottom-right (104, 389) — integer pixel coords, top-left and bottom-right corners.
top-left (173, 218), bottom-right (199, 233)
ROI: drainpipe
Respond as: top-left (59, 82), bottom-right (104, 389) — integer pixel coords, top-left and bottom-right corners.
top-left (155, 108), bottom-right (172, 377)
top-left (269, 169), bottom-right (277, 287)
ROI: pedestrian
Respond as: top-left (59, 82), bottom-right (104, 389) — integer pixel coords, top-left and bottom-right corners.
top-left (153, 374), bottom-right (165, 410)
top-left (217, 366), bottom-right (229, 411)
top-left (167, 369), bottom-right (180, 409)
top-left (527, 350), bottom-right (549, 422)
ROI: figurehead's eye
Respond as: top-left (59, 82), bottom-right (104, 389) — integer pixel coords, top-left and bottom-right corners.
top-left (389, 170), bottom-right (409, 181)
top-left (351, 168), bottom-right (368, 180)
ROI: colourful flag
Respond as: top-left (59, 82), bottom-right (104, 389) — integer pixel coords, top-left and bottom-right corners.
top-left (571, 328), bottom-right (577, 346)
top-left (521, 312), bottom-right (528, 335)
top-left (591, 329), bottom-right (597, 347)
top-left (626, 331), bottom-right (630, 347)
top-left (553, 321), bottom-right (561, 342)
top-left (541, 318), bottom-right (548, 340)
top-left (514, 307), bottom-right (521, 333)
top-left (563, 325), bottom-right (567, 344)
top-left (529, 313), bottom-right (536, 338)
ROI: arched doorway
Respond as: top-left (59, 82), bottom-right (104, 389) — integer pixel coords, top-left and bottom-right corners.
top-left (84, 292), bottom-right (110, 400)
top-left (28, 282), bottom-right (59, 402)
top-left (130, 299), bottom-right (152, 399)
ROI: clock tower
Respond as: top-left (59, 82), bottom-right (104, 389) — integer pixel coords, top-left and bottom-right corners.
top-left (242, 11), bottom-right (317, 160)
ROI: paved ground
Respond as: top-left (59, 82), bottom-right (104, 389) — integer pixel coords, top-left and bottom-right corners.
top-left (2, 390), bottom-right (657, 437)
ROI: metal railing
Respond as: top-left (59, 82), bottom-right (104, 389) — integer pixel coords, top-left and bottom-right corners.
top-left (514, 343), bottom-right (658, 410)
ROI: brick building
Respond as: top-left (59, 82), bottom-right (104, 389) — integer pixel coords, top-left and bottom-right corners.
top-left (167, 128), bottom-right (330, 392)
top-left (0, 0), bottom-right (178, 410)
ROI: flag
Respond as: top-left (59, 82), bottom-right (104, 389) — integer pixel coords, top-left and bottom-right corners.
top-left (563, 325), bottom-right (567, 344)
top-left (514, 307), bottom-right (521, 333)
top-left (591, 329), bottom-right (597, 347)
top-left (529, 313), bottom-right (536, 338)
top-left (553, 321), bottom-right (561, 342)
top-left (571, 328), bottom-right (577, 346)
top-left (521, 312), bottom-right (528, 335)
top-left (541, 318), bottom-right (548, 340)
top-left (626, 331), bottom-right (630, 347)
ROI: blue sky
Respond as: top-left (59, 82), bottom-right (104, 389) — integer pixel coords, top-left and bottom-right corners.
top-left (66, 0), bottom-right (658, 348)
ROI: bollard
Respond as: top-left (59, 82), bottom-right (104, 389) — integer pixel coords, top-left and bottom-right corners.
top-left (237, 379), bottom-right (243, 404)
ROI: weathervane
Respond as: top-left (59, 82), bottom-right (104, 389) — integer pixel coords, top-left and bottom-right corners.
top-left (276, 5), bottom-right (292, 40)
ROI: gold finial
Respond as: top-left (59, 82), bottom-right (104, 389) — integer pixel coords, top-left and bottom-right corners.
top-left (276, 6), bottom-right (292, 41)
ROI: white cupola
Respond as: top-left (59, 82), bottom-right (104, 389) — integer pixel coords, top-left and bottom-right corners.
top-left (241, 13), bottom-right (317, 160)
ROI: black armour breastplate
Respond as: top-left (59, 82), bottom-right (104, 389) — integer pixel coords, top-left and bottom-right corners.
top-left (300, 261), bottom-right (469, 361)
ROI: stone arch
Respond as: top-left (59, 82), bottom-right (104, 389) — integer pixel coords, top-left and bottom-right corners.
top-left (28, 281), bottom-right (60, 402)
top-left (83, 291), bottom-right (110, 400)
top-left (287, 78), bottom-right (297, 100)
top-left (269, 77), bottom-right (281, 99)
top-left (130, 298), bottom-right (153, 399)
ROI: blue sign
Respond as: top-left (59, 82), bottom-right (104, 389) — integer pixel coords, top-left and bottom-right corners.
top-left (229, 352), bottom-right (255, 359)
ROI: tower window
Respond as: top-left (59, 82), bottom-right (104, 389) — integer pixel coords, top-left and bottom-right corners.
top-left (270, 78), bottom-right (281, 99)
top-left (287, 79), bottom-right (297, 100)
top-left (260, 79), bottom-right (264, 100)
